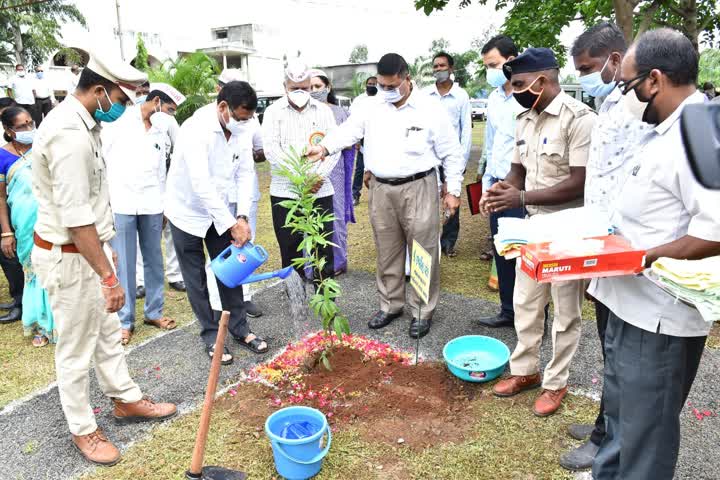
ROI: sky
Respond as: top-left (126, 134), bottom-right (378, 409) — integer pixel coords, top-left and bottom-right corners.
top-left (62, 0), bottom-right (582, 71)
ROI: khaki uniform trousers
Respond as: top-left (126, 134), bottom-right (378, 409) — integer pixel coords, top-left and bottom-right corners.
top-left (368, 172), bottom-right (440, 319)
top-left (509, 262), bottom-right (584, 390)
top-left (32, 245), bottom-right (143, 436)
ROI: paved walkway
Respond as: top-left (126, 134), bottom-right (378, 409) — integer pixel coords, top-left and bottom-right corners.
top-left (0, 271), bottom-right (717, 479)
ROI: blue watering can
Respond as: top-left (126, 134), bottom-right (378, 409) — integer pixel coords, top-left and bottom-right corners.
top-left (210, 241), bottom-right (294, 288)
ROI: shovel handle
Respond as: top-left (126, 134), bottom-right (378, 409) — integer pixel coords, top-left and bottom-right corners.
top-left (188, 311), bottom-right (231, 475)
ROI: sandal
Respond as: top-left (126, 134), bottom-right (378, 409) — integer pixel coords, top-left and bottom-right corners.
top-left (31, 334), bottom-right (49, 348)
top-left (479, 250), bottom-right (494, 261)
top-left (144, 317), bottom-right (177, 330)
top-left (121, 328), bottom-right (133, 346)
top-left (235, 333), bottom-right (269, 354)
top-left (206, 343), bottom-right (233, 365)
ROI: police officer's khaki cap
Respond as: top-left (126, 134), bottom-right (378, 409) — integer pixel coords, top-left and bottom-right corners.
top-left (218, 68), bottom-right (244, 85)
top-left (149, 82), bottom-right (186, 106)
top-left (87, 50), bottom-right (148, 104)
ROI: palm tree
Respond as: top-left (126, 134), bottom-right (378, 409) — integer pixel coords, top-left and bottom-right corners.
top-left (148, 52), bottom-right (220, 124)
top-left (348, 72), bottom-right (370, 99)
top-left (409, 56), bottom-right (433, 88)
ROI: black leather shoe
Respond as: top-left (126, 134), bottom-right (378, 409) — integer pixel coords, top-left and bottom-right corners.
top-left (559, 439), bottom-right (599, 471)
top-left (136, 286), bottom-right (146, 299)
top-left (0, 307), bottom-right (21, 323)
top-left (169, 281), bottom-right (186, 292)
top-left (567, 423), bottom-right (595, 441)
top-left (0, 299), bottom-right (18, 310)
top-left (478, 313), bottom-right (514, 328)
top-left (368, 310), bottom-right (403, 329)
top-left (409, 317), bottom-right (431, 338)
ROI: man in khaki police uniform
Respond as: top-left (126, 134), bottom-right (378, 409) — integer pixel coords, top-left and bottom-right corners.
top-left (32, 53), bottom-right (176, 466)
top-left (482, 48), bottom-right (596, 417)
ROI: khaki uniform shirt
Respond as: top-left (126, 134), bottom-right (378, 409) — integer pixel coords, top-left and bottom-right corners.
top-left (512, 91), bottom-right (596, 216)
top-left (32, 95), bottom-right (115, 245)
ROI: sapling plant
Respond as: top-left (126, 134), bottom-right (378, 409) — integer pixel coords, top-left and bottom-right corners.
top-left (275, 147), bottom-right (351, 369)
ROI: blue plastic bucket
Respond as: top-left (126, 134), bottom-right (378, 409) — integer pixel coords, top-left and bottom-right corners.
top-left (443, 335), bottom-right (510, 383)
top-left (265, 406), bottom-right (332, 480)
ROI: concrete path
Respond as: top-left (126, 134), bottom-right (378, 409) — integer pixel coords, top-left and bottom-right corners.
top-left (0, 271), bottom-right (717, 479)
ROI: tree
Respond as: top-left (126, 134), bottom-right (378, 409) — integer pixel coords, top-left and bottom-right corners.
top-left (414, 0), bottom-right (720, 64)
top-left (0, 0), bottom-right (85, 66)
top-left (348, 44), bottom-right (368, 63)
top-left (429, 38), bottom-right (451, 53)
top-left (409, 55), bottom-right (433, 87)
top-left (148, 52), bottom-right (220, 124)
top-left (699, 49), bottom-right (720, 86)
top-left (134, 34), bottom-right (150, 72)
top-left (348, 71), bottom-right (369, 98)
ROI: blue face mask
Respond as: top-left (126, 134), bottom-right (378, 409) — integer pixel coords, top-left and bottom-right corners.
top-left (579, 56), bottom-right (617, 98)
top-left (36, 72), bottom-right (44, 79)
top-left (135, 95), bottom-right (147, 105)
top-left (486, 68), bottom-right (507, 88)
top-left (94, 88), bottom-right (127, 123)
top-left (14, 129), bottom-right (35, 145)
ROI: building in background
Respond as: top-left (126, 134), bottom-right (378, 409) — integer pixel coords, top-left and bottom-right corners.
top-left (320, 62), bottom-right (377, 98)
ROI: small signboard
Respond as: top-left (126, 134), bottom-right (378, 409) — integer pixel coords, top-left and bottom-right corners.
top-left (410, 240), bottom-right (432, 305)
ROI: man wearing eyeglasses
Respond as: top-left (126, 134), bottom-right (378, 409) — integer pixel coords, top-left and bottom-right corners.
top-left (558, 22), bottom-right (651, 472)
top-left (102, 83), bottom-right (185, 346)
top-left (589, 29), bottom-right (720, 480)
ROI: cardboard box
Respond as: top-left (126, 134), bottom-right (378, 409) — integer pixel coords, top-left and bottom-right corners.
top-left (520, 235), bottom-right (646, 283)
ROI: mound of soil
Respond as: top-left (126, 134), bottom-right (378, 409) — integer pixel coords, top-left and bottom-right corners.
top-left (231, 346), bottom-right (487, 449)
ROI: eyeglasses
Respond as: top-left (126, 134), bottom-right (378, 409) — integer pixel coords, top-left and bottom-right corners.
top-left (617, 72), bottom-right (650, 95)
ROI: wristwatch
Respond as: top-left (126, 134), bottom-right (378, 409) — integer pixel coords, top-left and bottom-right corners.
top-left (237, 215), bottom-right (249, 222)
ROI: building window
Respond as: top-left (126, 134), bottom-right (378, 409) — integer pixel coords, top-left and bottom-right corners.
top-left (215, 29), bottom-right (228, 40)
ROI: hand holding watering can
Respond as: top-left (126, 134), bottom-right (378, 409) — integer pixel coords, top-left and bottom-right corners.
top-left (211, 241), bottom-right (294, 288)
top-left (230, 217), bottom-right (252, 247)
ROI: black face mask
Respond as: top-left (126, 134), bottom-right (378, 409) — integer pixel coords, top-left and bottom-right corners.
top-left (366, 85), bottom-right (378, 96)
top-left (623, 73), bottom-right (658, 125)
top-left (512, 76), bottom-right (544, 110)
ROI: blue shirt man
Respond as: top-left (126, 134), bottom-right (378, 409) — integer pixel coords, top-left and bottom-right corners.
top-left (477, 35), bottom-right (525, 329)
top-left (425, 51), bottom-right (472, 256)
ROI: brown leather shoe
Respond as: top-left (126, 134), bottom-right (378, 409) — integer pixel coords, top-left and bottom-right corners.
top-left (492, 373), bottom-right (542, 397)
top-left (533, 387), bottom-right (568, 417)
top-left (72, 428), bottom-right (121, 466)
top-left (113, 397), bottom-right (177, 425)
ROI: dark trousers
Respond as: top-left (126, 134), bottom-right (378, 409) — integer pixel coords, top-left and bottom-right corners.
top-left (440, 209), bottom-right (460, 251)
top-left (589, 300), bottom-right (610, 446)
top-left (271, 195), bottom-right (334, 281)
top-left (352, 149), bottom-right (364, 200)
top-left (170, 222), bottom-right (248, 345)
top-left (593, 311), bottom-right (706, 480)
top-left (35, 97), bottom-right (53, 125)
top-left (489, 207), bottom-right (525, 320)
top-left (0, 204), bottom-right (24, 305)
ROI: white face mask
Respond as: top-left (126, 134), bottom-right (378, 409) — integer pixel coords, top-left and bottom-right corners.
top-left (288, 89), bottom-right (311, 109)
top-left (150, 111), bottom-right (173, 132)
top-left (380, 86), bottom-right (404, 103)
top-left (222, 109), bottom-right (249, 135)
top-left (17, 71), bottom-right (25, 78)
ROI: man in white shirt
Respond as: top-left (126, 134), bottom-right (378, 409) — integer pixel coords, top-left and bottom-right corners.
top-left (6, 64), bottom-right (36, 124)
top-left (589, 29), bottom-right (720, 480)
top-left (425, 51), bottom-right (472, 257)
top-left (308, 53), bottom-right (464, 339)
top-left (560, 22), bottom-right (651, 472)
top-left (349, 76), bottom-right (378, 205)
top-left (103, 83), bottom-right (185, 345)
top-left (32, 66), bottom-right (56, 126)
top-left (262, 61), bottom-right (340, 281)
top-left (166, 81), bottom-right (267, 365)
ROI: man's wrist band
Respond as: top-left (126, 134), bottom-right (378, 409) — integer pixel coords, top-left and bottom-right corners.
top-left (1, 232), bottom-right (14, 238)
top-left (520, 190), bottom-right (526, 208)
top-left (101, 272), bottom-right (119, 288)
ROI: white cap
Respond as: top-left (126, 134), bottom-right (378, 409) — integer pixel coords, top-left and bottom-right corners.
top-left (86, 49), bottom-right (148, 104)
top-left (284, 60), bottom-right (309, 83)
top-left (149, 82), bottom-right (186, 106)
top-left (218, 68), bottom-right (244, 84)
top-left (308, 68), bottom-right (328, 79)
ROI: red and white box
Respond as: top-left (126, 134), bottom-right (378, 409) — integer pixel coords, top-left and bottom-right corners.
top-left (519, 235), bottom-right (646, 283)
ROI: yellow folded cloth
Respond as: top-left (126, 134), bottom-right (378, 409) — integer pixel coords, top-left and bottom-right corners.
top-left (651, 256), bottom-right (720, 291)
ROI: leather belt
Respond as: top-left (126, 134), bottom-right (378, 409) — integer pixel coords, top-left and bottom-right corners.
top-left (33, 233), bottom-right (80, 254)
top-left (374, 168), bottom-right (434, 186)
